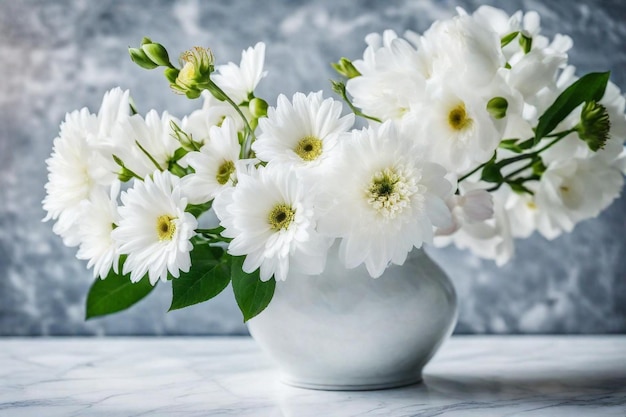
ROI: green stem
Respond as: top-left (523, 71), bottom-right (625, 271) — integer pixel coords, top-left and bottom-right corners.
top-left (205, 80), bottom-right (256, 159)
top-left (135, 140), bottom-right (163, 171)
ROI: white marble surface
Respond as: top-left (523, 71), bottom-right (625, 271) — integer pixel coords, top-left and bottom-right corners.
top-left (1, 336), bottom-right (625, 416)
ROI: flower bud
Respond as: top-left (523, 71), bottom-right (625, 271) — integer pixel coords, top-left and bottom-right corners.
top-left (141, 42), bottom-right (172, 67)
top-left (577, 101), bottom-right (611, 151)
top-left (129, 38), bottom-right (173, 69)
top-left (331, 57), bottom-right (361, 79)
top-left (249, 97), bottom-right (269, 118)
top-left (171, 47), bottom-right (215, 99)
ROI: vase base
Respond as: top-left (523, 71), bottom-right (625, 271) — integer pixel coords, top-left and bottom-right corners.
top-left (280, 375), bottom-right (423, 391)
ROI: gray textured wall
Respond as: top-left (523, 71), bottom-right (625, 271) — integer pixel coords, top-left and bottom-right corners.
top-left (1, 0), bottom-right (625, 336)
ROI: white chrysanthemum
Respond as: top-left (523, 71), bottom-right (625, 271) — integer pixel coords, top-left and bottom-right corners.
top-left (181, 118), bottom-right (243, 204)
top-left (413, 77), bottom-right (506, 174)
top-left (109, 110), bottom-right (181, 179)
top-left (415, 11), bottom-right (505, 87)
top-left (213, 163), bottom-right (330, 282)
top-left (317, 121), bottom-right (453, 278)
top-left (76, 182), bottom-right (121, 279)
top-left (212, 42), bottom-right (267, 105)
top-left (43, 88), bottom-right (131, 246)
top-left (43, 109), bottom-right (101, 246)
top-left (253, 91), bottom-right (354, 169)
top-left (347, 30), bottom-right (427, 121)
top-left (112, 171), bottom-right (198, 285)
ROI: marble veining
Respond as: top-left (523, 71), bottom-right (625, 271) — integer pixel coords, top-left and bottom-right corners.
top-left (0, 336), bottom-right (625, 416)
top-left (1, 0), bottom-right (625, 335)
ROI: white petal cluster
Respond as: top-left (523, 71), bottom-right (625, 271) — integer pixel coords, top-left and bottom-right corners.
top-left (213, 163), bottom-right (330, 282)
top-left (43, 6), bottom-right (626, 290)
top-left (318, 122), bottom-right (453, 277)
top-left (112, 171), bottom-right (197, 285)
top-left (253, 91), bottom-right (354, 170)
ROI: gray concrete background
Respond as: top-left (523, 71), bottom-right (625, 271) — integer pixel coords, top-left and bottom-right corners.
top-left (1, 0), bottom-right (625, 335)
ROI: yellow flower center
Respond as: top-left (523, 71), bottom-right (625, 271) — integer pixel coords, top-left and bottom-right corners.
top-left (176, 62), bottom-right (196, 88)
top-left (156, 215), bottom-right (177, 241)
top-left (366, 167), bottom-right (417, 219)
top-left (268, 203), bottom-right (295, 231)
top-left (216, 160), bottom-right (235, 185)
top-left (448, 103), bottom-right (473, 131)
top-left (294, 136), bottom-right (323, 161)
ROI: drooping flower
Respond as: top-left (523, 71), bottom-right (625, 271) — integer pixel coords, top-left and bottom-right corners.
top-left (253, 91), bottom-right (354, 169)
top-left (213, 163), bottom-right (330, 282)
top-left (212, 42), bottom-right (267, 105)
top-left (181, 118), bottom-right (243, 204)
top-left (112, 171), bottom-right (198, 284)
top-left (317, 121), bottom-right (453, 278)
top-left (76, 182), bottom-right (122, 279)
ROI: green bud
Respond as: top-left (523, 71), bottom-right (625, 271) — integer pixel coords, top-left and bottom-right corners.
top-left (249, 97), bottom-right (269, 118)
top-left (486, 97), bottom-right (508, 119)
top-left (331, 80), bottom-right (346, 96)
top-left (141, 37), bottom-right (153, 46)
top-left (129, 47), bottom-right (159, 69)
top-left (576, 101), bottom-right (611, 151)
top-left (171, 47), bottom-right (215, 98)
top-left (531, 159), bottom-right (546, 176)
top-left (331, 57), bottom-right (361, 79)
top-left (169, 120), bottom-right (198, 152)
top-left (141, 43), bottom-right (172, 67)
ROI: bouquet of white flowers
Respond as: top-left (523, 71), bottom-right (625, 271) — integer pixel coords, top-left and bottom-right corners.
top-left (43, 6), bottom-right (626, 321)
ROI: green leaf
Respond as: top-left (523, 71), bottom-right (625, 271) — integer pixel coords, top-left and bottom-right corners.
top-left (499, 139), bottom-right (522, 153)
top-left (487, 97), bottom-right (508, 119)
top-left (534, 71), bottom-right (611, 144)
top-left (501, 31), bottom-right (519, 48)
top-left (509, 182), bottom-right (534, 195)
top-left (86, 260), bottom-right (155, 319)
top-left (169, 244), bottom-right (229, 311)
top-left (186, 201), bottom-right (212, 218)
top-left (518, 138), bottom-right (535, 150)
top-left (519, 34), bottom-right (533, 54)
top-left (230, 256), bottom-right (275, 322)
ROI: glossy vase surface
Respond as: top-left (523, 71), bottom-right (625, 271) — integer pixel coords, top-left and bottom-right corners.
top-left (247, 246), bottom-right (458, 390)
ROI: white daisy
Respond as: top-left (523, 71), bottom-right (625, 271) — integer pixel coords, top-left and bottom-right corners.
top-left (318, 121), bottom-right (453, 278)
top-left (253, 91), bottom-right (354, 169)
top-left (112, 171), bottom-right (198, 285)
top-left (212, 42), bottom-right (267, 105)
top-left (181, 118), bottom-right (243, 204)
top-left (76, 182), bottom-right (122, 279)
top-left (213, 163), bottom-right (330, 282)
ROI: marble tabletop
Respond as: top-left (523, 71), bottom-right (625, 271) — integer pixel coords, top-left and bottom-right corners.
top-left (1, 336), bottom-right (625, 416)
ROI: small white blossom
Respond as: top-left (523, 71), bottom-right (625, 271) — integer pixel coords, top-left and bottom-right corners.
top-left (253, 91), bottom-right (354, 169)
top-left (112, 171), bottom-right (197, 285)
top-left (213, 163), bottom-right (330, 282)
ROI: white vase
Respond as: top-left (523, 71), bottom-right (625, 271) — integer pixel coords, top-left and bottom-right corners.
top-left (247, 245), bottom-right (458, 391)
